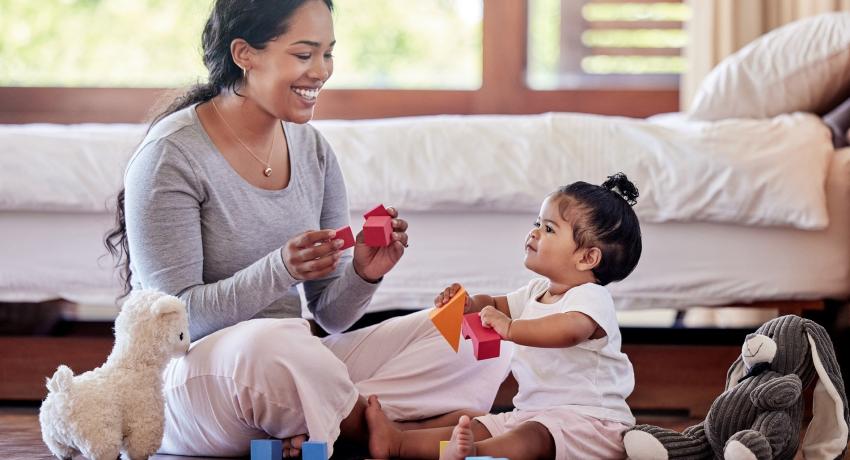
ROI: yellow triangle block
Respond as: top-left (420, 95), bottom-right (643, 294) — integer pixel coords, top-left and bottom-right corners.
top-left (429, 287), bottom-right (466, 352)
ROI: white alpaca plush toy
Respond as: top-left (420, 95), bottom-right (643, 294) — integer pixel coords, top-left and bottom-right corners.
top-left (39, 290), bottom-right (190, 460)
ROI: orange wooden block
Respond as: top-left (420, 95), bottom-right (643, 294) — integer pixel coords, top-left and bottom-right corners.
top-left (429, 287), bottom-right (466, 352)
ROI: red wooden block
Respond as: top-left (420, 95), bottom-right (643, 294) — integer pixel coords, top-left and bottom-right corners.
top-left (363, 204), bottom-right (390, 220)
top-left (363, 216), bottom-right (392, 247)
top-left (334, 225), bottom-right (355, 250)
top-left (462, 312), bottom-right (501, 360)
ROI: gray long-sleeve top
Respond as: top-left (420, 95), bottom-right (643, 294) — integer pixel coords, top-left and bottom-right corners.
top-left (124, 105), bottom-right (379, 340)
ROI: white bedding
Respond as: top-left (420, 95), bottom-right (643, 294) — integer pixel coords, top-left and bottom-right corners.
top-left (0, 123), bottom-right (143, 213)
top-left (3, 147), bottom-right (849, 320)
top-left (1, 114), bottom-right (846, 322)
top-left (321, 112), bottom-right (834, 229)
top-left (380, 144), bottom-right (850, 310)
top-left (0, 112), bottom-right (835, 229)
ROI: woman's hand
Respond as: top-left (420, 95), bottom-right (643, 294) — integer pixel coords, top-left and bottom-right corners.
top-left (434, 283), bottom-right (473, 313)
top-left (281, 229), bottom-right (343, 280)
top-left (353, 207), bottom-right (409, 282)
top-left (480, 305), bottom-right (512, 340)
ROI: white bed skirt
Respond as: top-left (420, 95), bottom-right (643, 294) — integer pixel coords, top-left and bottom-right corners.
top-left (3, 145), bottom-right (849, 320)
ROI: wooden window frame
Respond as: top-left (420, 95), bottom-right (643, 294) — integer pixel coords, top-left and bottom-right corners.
top-left (0, 1), bottom-right (678, 124)
top-left (553, 0), bottom-right (684, 88)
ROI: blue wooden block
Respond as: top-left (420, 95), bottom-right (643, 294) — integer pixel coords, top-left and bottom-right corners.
top-left (302, 441), bottom-right (328, 460)
top-left (465, 457), bottom-right (493, 459)
top-left (251, 439), bottom-right (282, 460)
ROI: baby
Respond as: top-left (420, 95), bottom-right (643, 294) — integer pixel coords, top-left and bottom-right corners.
top-left (366, 173), bottom-right (643, 460)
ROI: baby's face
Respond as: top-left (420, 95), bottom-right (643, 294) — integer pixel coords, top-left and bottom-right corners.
top-left (523, 196), bottom-right (583, 280)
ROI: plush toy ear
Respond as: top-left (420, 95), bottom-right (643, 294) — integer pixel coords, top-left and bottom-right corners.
top-left (152, 295), bottom-right (184, 317)
top-left (725, 354), bottom-right (746, 390)
top-left (801, 320), bottom-right (849, 460)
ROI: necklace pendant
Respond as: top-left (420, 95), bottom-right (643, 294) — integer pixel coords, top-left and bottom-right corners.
top-left (263, 167), bottom-right (273, 177)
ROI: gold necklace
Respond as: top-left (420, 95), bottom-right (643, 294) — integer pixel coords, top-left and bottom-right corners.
top-left (211, 98), bottom-right (277, 177)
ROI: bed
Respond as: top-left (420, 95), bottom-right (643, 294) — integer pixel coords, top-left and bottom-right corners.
top-left (2, 112), bottom-right (846, 314)
top-left (1, 112), bottom-right (847, 416)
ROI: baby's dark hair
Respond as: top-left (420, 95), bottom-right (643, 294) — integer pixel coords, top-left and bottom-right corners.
top-left (553, 172), bottom-right (642, 286)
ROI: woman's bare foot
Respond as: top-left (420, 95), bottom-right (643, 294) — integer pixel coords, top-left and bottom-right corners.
top-left (365, 395), bottom-right (403, 459)
top-left (440, 415), bottom-right (475, 460)
top-left (282, 434), bottom-right (306, 458)
top-left (397, 409), bottom-right (483, 431)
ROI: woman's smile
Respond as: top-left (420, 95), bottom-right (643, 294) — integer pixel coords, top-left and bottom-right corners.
top-left (292, 86), bottom-right (320, 103)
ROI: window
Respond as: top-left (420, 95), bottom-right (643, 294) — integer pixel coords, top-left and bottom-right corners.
top-left (0, 0), bottom-right (209, 87)
top-left (330, 0), bottom-right (482, 89)
top-left (0, 1), bottom-right (680, 123)
top-left (0, 0), bottom-right (482, 90)
top-left (527, 0), bottom-right (690, 89)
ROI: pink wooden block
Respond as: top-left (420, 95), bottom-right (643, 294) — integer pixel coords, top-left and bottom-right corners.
top-left (363, 204), bottom-right (390, 220)
top-left (462, 312), bottom-right (501, 360)
top-left (335, 226), bottom-right (355, 250)
top-left (363, 216), bottom-right (392, 247)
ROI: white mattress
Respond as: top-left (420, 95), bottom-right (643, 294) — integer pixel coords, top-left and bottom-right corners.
top-left (3, 143), bottom-right (849, 320)
top-left (0, 211), bottom-right (123, 319)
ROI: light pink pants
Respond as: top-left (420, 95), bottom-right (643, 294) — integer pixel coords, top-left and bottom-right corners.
top-left (158, 309), bottom-right (513, 457)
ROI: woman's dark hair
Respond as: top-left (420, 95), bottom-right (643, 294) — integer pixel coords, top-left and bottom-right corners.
top-left (105, 0), bottom-right (334, 297)
top-left (553, 172), bottom-right (642, 286)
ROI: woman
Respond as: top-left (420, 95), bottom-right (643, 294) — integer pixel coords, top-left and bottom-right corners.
top-left (106, 0), bottom-right (511, 457)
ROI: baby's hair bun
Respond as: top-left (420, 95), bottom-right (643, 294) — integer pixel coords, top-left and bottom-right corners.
top-left (602, 172), bottom-right (639, 206)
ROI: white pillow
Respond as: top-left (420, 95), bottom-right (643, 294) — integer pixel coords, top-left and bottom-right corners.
top-left (689, 12), bottom-right (850, 121)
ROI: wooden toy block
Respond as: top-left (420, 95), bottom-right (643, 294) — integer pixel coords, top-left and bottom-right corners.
top-left (334, 225), bottom-right (355, 250)
top-left (302, 440), bottom-right (328, 460)
top-left (440, 440), bottom-right (449, 456)
top-left (429, 287), bottom-right (466, 352)
top-left (363, 215), bottom-right (393, 247)
top-left (363, 203), bottom-right (390, 219)
top-left (462, 312), bottom-right (501, 360)
top-left (250, 439), bottom-right (281, 460)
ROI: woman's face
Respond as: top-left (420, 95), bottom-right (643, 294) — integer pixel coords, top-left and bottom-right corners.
top-left (247, 0), bottom-right (335, 123)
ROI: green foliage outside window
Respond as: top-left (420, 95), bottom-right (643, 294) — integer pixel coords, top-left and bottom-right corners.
top-left (0, 0), bottom-right (209, 87)
top-left (1, 0), bottom-right (685, 90)
top-left (0, 0), bottom-right (482, 89)
top-left (330, 0), bottom-right (482, 89)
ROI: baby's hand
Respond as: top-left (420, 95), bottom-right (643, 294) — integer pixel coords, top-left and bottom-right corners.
top-left (434, 283), bottom-right (472, 311)
top-left (480, 306), bottom-right (511, 340)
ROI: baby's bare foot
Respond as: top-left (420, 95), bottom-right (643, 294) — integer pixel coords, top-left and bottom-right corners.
top-left (365, 395), bottom-right (402, 459)
top-left (282, 433), bottom-right (306, 458)
top-left (439, 415), bottom-right (475, 460)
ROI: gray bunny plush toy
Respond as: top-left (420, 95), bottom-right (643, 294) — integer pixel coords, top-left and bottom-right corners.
top-left (624, 315), bottom-right (849, 460)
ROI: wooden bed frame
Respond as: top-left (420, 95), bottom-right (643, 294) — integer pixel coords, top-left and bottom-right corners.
top-left (2, 299), bottom-right (826, 419)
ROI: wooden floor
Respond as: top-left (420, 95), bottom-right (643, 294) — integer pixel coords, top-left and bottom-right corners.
top-left (2, 404), bottom-right (692, 460)
top-left (6, 404), bottom-right (840, 460)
